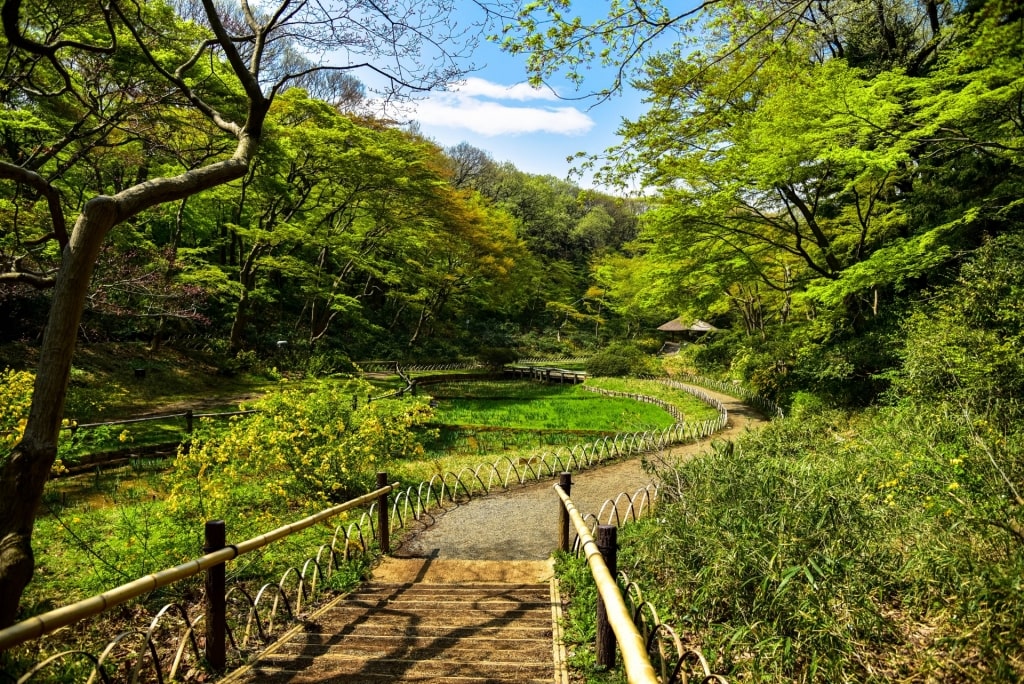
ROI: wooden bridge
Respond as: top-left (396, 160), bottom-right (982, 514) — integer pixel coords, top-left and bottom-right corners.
top-left (503, 365), bottom-right (586, 384)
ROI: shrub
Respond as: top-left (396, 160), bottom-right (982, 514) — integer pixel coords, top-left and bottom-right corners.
top-left (304, 348), bottom-right (359, 377)
top-left (477, 346), bottom-right (518, 369)
top-left (167, 379), bottom-right (434, 521)
top-left (586, 341), bottom-right (657, 377)
top-left (0, 368), bottom-right (33, 455)
top-left (890, 232), bottom-right (1024, 425)
top-left (617, 406), bottom-right (1024, 681)
top-left (661, 344), bottom-right (701, 376)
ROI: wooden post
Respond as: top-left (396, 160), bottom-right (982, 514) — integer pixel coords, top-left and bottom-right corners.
top-left (558, 472), bottom-right (572, 552)
top-left (186, 409), bottom-right (194, 434)
top-left (204, 520), bottom-right (227, 671)
top-left (376, 472), bottom-right (390, 554)
top-left (596, 525), bottom-right (618, 669)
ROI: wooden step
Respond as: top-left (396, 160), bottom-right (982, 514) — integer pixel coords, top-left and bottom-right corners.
top-left (224, 569), bottom-right (563, 684)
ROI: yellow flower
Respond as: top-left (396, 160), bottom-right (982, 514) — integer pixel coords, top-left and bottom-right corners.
top-left (947, 482), bottom-right (960, 491)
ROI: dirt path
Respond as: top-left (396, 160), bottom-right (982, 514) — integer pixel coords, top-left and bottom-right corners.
top-left (391, 386), bottom-right (767, 562)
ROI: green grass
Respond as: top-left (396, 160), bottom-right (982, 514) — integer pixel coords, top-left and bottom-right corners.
top-left (431, 385), bottom-right (675, 432)
top-left (552, 551), bottom-right (626, 684)
top-left (54, 342), bottom-right (279, 421)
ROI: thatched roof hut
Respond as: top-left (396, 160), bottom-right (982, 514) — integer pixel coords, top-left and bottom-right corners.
top-left (656, 318), bottom-right (719, 334)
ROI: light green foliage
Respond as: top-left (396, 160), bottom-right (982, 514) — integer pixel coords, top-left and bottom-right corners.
top-left (168, 380), bottom-right (434, 520)
top-left (616, 406), bottom-right (1024, 681)
top-left (501, 1), bottom-right (1023, 409)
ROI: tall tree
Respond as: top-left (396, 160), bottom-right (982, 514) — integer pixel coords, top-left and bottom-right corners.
top-left (0, 0), bottom-right (494, 627)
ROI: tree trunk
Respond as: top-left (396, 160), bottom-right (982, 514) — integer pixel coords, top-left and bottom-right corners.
top-left (0, 146), bottom-right (255, 628)
top-left (228, 243), bottom-right (264, 356)
top-left (229, 288), bottom-right (252, 356)
top-left (0, 198), bottom-right (118, 628)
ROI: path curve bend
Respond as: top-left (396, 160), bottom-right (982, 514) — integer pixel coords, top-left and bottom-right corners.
top-left (391, 385), bottom-right (766, 562)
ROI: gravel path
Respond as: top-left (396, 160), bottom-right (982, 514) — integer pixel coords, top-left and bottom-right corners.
top-left (391, 386), bottom-right (766, 561)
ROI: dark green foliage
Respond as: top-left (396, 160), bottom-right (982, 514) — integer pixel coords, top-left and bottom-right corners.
top-left (890, 232), bottom-right (1024, 422)
top-left (476, 346), bottom-right (519, 369)
top-left (586, 342), bottom-right (657, 377)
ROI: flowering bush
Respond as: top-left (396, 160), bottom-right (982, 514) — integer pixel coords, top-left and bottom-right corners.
top-left (168, 379), bottom-right (434, 520)
top-left (0, 368), bottom-right (34, 456)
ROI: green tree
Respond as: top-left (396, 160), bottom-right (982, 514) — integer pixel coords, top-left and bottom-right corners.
top-left (0, 0), bottom-right (494, 627)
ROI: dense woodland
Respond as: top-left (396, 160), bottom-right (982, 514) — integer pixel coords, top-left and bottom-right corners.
top-left (2, 0), bottom-right (1023, 680)
top-left (0, 88), bottom-right (639, 359)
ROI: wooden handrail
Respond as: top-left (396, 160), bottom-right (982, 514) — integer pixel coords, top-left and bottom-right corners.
top-left (0, 483), bottom-right (396, 652)
top-left (554, 483), bottom-right (659, 684)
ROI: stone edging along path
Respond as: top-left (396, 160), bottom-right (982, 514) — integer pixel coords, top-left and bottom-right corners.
top-left (390, 384), bottom-right (768, 562)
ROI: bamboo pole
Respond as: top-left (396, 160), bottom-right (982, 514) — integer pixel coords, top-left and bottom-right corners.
top-left (554, 484), bottom-right (658, 684)
top-left (0, 483), bottom-right (395, 651)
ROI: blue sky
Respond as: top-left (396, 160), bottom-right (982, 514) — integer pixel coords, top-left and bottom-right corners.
top-left (404, 26), bottom-right (652, 189)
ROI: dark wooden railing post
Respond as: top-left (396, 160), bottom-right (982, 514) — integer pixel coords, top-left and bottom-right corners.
top-left (558, 472), bottom-right (572, 552)
top-left (596, 524), bottom-right (618, 670)
top-left (376, 472), bottom-right (390, 554)
top-left (186, 409), bottom-right (194, 434)
top-left (203, 520), bottom-right (227, 671)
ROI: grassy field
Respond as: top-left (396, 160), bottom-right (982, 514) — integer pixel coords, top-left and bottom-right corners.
top-left (430, 382), bottom-right (676, 432)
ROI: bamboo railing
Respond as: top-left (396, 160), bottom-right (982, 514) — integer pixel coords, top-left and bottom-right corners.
top-left (557, 478), bottom-right (730, 684)
top-left (2, 376), bottom-right (733, 682)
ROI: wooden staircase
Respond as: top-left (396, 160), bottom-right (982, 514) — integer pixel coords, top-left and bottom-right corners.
top-left (224, 559), bottom-right (566, 684)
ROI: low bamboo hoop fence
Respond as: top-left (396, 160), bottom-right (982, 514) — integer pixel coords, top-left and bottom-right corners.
top-left (560, 481), bottom-right (729, 684)
top-left (671, 374), bottom-right (784, 418)
top-left (1, 376), bottom-right (730, 682)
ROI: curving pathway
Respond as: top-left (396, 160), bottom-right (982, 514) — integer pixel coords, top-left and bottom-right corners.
top-left (387, 385), bottom-right (766, 563)
top-left (226, 384), bottom-right (767, 683)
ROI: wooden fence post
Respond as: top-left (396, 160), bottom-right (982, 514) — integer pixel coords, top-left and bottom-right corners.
top-left (186, 409), bottom-right (194, 434)
top-left (558, 472), bottom-right (572, 552)
top-left (596, 524), bottom-right (618, 670)
top-left (204, 520), bottom-right (227, 671)
top-left (376, 472), bottom-right (390, 554)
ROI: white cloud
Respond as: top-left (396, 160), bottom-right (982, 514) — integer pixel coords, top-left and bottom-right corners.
top-left (412, 79), bottom-right (594, 137)
top-left (452, 77), bottom-right (559, 101)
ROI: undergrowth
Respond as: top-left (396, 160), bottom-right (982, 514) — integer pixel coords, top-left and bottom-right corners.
top-left (603, 406), bottom-right (1024, 682)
